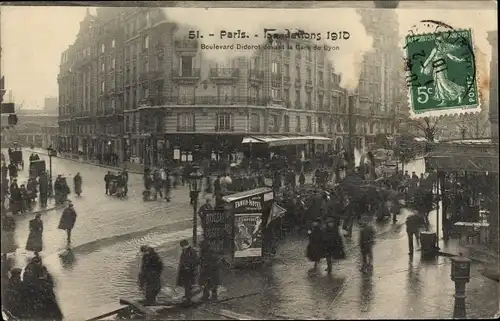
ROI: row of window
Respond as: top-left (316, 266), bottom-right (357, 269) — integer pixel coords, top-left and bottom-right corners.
top-left (271, 62), bottom-right (340, 85)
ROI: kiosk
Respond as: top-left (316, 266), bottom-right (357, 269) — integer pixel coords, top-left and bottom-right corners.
top-left (202, 187), bottom-right (285, 268)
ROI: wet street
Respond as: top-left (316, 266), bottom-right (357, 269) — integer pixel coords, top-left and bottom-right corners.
top-left (3, 152), bottom-right (497, 320)
top-left (3, 149), bottom-right (197, 319)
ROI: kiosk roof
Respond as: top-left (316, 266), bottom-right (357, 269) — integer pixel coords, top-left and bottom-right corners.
top-left (222, 187), bottom-right (273, 203)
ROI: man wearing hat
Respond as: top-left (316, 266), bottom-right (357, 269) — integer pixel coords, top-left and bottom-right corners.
top-left (58, 201), bottom-right (77, 244)
top-left (138, 246), bottom-right (164, 304)
top-left (176, 239), bottom-right (199, 304)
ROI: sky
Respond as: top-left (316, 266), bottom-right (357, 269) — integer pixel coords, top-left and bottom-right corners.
top-left (0, 1), bottom-right (497, 108)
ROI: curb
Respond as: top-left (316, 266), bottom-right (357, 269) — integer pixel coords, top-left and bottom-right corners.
top-left (26, 149), bottom-right (143, 174)
top-left (438, 250), bottom-right (499, 265)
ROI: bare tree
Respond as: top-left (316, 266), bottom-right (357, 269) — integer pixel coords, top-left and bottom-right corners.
top-left (454, 109), bottom-right (490, 139)
top-left (405, 117), bottom-right (441, 142)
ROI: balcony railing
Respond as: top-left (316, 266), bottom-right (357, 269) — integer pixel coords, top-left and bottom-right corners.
top-left (271, 73), bottom-right (282, 82)
top-left (283, 126), bottom-right (290, 133)
top-left (139, 72), bottom-right (149, 81)
top-left (284, 100), bottom-right (292, 109)
top-left (177, 125), bottom-right (196, 132)
top-left (294, 101), bottom-right (302, 109)
top-left (174, 39), bottom-right (198, 51)
top-left (209, 68), bottom-right (239, 79)
top-left (248, 69), bottom-right (264, 80)
top-left (172, 68), bottom-right (201, 78)
top-left (215, 125), bottom-right (235, 132)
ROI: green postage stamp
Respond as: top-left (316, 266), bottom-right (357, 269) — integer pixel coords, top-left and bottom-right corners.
top-left (404, 29), bottom-right (481, 117)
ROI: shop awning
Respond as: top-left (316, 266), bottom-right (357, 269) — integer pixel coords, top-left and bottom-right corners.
top-left (242, 135), bottom-right (331, 147)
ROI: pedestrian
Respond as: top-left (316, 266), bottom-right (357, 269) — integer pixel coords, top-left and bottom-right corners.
top-left (213, 175), bottom-right (222, 198)
top-left (26, 213), bottom-right (44, 253)
top-left (8, 162), bottom-right (17, 180)
top-left (359, 215), bottom-right (376, 273)
top-left (199, 240), bottom-right (220, 301)
top-left (1, 213), bottom-right (17, 255)
top-left (306, 219), bottom-right (325, 270)
top-left (176, 239), bottom-right (199, 304)
top-left (104, 171), bottom-right (112, 195)
top-left (299, 171), bottom-right (306, 186)
top-left (1, 163), bottom-right (8, 180)
top-left (406, 212), bottom-right (426, 255)
top-left (4, 267), bottom-right (28, 319)
top-left (58, 202), bottom-right (77, 244)
top-left (154, 169), bottom-right (163, 199)
top-left (164, 170), bottom-right (171, 201)
top-left (198, 198), bottom-right (213, 233)
top-left (25, 265), bottom-right (63, 320)
top-left (122, 169), bottom-right (129, 196)
top-left (138, 246), bottom-right (164, 305)
top-left (322, 219), bottom-right (346, 274)
top-left (73, 172), bottom-right (82, 196)
top-left (19, 184), bottom-right (29, 212)
top-left (23, 254), bottom-right (44, 284)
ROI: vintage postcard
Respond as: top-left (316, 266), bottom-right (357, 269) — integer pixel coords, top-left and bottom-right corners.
top-left (0, 1), bottom-right (498, 321)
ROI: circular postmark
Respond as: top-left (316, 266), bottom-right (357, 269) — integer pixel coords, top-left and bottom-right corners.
top-left (403, 20), bottom-right (478, 111)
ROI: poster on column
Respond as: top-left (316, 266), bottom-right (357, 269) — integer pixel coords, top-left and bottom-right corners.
top-left (234, 213), bottom-right (263, 258)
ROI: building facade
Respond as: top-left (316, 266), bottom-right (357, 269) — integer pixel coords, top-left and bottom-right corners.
top-left (2, 109), bottom-right (58, 147)
top-left (357, 6), bottom-right (405, 146)
top-left (58, 7), bottom-right (401, 166)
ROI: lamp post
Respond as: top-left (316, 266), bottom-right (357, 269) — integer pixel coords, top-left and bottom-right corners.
top-left (188, 166), bottom-right (203, 245)
top-left (47, 147), bottom-right (57, 197)
top-left (450, 255), bottom-right (471, 319)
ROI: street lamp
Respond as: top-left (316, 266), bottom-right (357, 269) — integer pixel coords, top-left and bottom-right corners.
top-left (188, 166), bottom-right (204, 245)
top-left (47, 147), bottom-right (57, 197)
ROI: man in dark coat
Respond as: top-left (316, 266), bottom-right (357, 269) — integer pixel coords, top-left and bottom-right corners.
top-left (138, 246), bottom-right (164, 305)
top-left (58, 202), bottom-right (77, 244)
top-left (8, 162), bottom-right (17, 180)
top-left (406, 212), bottom-right (426, 255)
top-left (24, 265), bottom-right (63, 320)
top-left (4, 267), bottom-right (29, 319)
top-left (213, 175), bottom-right (222, 198)
top-left (177, 239), bottom-right (199, 304)
top-left (199, 240), bottom-right (221, 301)
top-left (322, 219), bottom-right (346, 274)
top-left (104, 171), bottom-right (112, 195)
top-left (26, 213), bottom-right (44, 253)
top-left (307, 219), bottom-right (325, 269)
top-left (122, 169), bottom-right (129, 196)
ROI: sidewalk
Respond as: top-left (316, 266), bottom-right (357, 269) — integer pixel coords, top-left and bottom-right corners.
top-left (26, 148), bottom-right (144, 174)
top-left (4, 197), bottom-right (62, 217)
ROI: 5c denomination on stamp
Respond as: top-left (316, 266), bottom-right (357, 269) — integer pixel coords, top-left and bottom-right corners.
top-left (404, 23), bottom-right (480, 118)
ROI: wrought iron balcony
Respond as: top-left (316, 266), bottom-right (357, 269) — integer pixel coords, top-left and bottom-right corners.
top-left (139, 72), bottom-right (149, 82)
top-left (215, 125), bottom-right (235, 132)
top-left (177, 125), bottom-right (196, 132)
top-left (174, 39), bottom-right (198, 51)
top-left (248, 69), bottom-right (264, 81)
top-left (171, 69), bottom-right (201, 82)
top-left (294, 101), bottom-right (302, 109)
top-left (209, 68), bottom-right (239, 80)
top-left (271, 73), bottom-right (282, 82)
top-left (284, 100), bottom-right (292, 109)
top-left (246, 97), bottom-right (268, 106)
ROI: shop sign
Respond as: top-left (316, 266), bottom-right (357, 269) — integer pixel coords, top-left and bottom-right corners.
top-left (233, 194), bottom-right (263, 214)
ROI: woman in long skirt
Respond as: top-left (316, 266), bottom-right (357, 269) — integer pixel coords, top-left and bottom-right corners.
top-left (26, 213), bottom-right (44, 253)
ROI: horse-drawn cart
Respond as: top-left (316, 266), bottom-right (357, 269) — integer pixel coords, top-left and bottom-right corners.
top-left (8, 149), bottom-right (24, 170)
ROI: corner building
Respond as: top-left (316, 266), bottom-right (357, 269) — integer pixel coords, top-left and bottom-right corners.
top-left (58, 8), bottom-right (348, 165)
